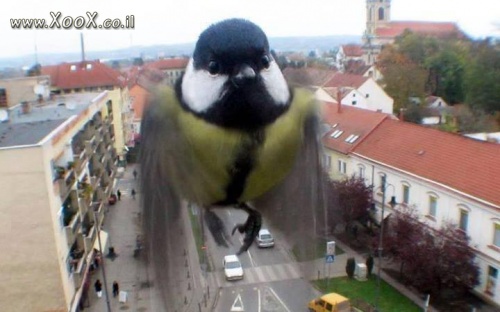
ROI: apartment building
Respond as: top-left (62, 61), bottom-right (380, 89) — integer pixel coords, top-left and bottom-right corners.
top-left (42, 60), bottom-right (133, 160)
top-left (0, 91), bottom-right (118, 311)
top-left (350, 119), bottom-right (500, 307)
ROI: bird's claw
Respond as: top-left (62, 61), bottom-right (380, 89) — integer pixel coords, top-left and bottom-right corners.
top-left (231, 207), bottom-right (262, 255)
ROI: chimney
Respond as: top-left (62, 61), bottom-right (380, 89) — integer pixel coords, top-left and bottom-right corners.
top-left (337, 88), bottom-right (342, 113)
top-left (80, 33), bottom-right (85, 62)
top-left (399, 108), bottom-right (404, 121)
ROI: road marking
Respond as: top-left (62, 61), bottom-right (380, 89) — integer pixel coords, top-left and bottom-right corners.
top-left (254, 266), bottom-right (265, 282)
top-left (269, 287), bottom-right (291, 312)
top-left (246, 249), bottom-right (256, 267)
top-left (284, 263), bottom-right (301, 279)
top-left (231, 293), bottom-right (244, 312)
top-left (257, 288), bottom-right (261, 312)
top-left (262, 265), bottom-right (278, 282)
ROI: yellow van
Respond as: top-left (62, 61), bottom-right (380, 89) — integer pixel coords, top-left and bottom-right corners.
top-left (308, 292), bottom-right (352, 312)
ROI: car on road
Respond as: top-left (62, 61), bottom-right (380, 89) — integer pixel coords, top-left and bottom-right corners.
top-left (256, 229), bottom-right (275, 248)
top-left (308, 292), bottom-right (352, 312)
top-left (223, 255), bottom-right (244, 281)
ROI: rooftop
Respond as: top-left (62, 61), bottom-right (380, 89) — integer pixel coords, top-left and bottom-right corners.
top-left (283, 67), bottom-right (338, 88)
top-left (375, 21), bottom-right (462, 39)
top-left (42, 60), bottom-right (126, 89)
top-left (341, 44), bottom-right (364, 57)
top-left (0, 92), bottom-right (102, 148)
top-left (322, 102), bottom-right (393, 154)
top-left (353, 119), bottom-right (500, 207)
top-left (323, 73), bottom-right (369, 89)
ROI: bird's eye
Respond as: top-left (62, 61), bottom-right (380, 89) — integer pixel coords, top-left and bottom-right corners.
top-left (261, 55), bottom-right (270, 69)
top-left (208, 61), bottom-right (220, 75)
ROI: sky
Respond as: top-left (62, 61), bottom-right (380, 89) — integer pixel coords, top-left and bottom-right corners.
top-left (1, 0), bottom-right (499, 59)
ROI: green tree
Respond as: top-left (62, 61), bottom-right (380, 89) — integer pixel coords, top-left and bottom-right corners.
top-left (464, 39), bottom-right (500, 113)
top-left (378, 45), bottom-right (427, 112)
top-left (426, 48), bottom-right (466, 104)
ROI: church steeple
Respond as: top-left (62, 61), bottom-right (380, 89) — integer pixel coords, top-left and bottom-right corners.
top-left (366, 0), bottom-right (391, 38)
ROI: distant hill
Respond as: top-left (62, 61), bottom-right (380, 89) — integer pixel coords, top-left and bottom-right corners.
top-left (0, 35), bottom-right (361, 69)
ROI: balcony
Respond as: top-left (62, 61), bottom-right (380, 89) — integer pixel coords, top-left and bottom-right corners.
top-left (64, 212), bottom-right (80, 247)
top-left (78, 197), bottom-right (89, 216)
top-left (82, 224), bottom-right (96, 254)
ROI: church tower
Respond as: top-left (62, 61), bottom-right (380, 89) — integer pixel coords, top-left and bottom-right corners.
top-left (365, 0), bottom-right (391, 39)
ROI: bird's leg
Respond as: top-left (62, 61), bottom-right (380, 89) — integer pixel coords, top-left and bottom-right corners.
top-left (231, 203), bottom-right (262, 255)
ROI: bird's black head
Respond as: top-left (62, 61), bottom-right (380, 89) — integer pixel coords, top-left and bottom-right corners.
top-left (178, 18), bottom-right (291, 131)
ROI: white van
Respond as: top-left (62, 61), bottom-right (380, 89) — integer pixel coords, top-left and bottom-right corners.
top-left (223, 255), bottom-right (244, 281)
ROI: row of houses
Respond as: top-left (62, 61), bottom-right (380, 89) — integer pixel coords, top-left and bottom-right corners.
top-left (321, 102), bottom-right (500, 307)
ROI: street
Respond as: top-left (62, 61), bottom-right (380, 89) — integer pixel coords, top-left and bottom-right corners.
top-left (204, 208), bottom-right (321, 311)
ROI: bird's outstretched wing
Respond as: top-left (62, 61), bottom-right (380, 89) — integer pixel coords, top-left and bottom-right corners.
top-left (139, 87), bottom-right (196, 310)
top-left (254, 98), bottom-right (329, 275)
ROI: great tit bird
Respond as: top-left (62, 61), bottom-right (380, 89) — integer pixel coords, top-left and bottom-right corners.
top-left (139, 18), bottom-right (327, 309)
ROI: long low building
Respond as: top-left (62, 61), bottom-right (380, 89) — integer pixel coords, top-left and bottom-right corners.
top-left (0, 91), bottom-right (119, 311)
top-left (322, 101), bottom-right (500, 308)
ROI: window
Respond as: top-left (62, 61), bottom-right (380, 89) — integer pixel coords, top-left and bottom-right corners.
top-left (402, 184), bottom-right (410, 204)
top-left (459, 209), bottom-right (469, 232)
top-left (428, 195), bottom-right (437, 218)
top-left (366, 93), bottom-right (370, 98)
top-left (325, 303), bottom-right (333, 310)
top-left (378, 7), bottom-right (384, 20)
top-left (338, 160), bottom-right (346, 174)
top-left (330, 130), bottom-right (344, 138)
top-left (358, 165), bottom-right (365, 179)
top-left (494, 223), bottom-right (500, 248)
top-left (486, 266), bottom-right (498, 296)
top-left (0, 88), bottom-right (7, 107)
top-left (352, 101), bottom-right (357, 105)
top-left (324, 155), bottom-right (331, 169)
top-left (379, 175), bottom-right (385, 190)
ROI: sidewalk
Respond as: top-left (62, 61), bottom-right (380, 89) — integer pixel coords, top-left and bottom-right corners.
top-left (85, 163), bottom-right (154, 312)
top-left (84, 164), bottom-right (218, 312)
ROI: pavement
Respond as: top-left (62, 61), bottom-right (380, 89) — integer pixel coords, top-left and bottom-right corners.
top-left (83, 164), bottom-right (218, 312)
top-left (82, 163), bottom-right (492, 312)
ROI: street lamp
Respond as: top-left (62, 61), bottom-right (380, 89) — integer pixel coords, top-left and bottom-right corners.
top-left (376, 174), bottom-right (397, 312)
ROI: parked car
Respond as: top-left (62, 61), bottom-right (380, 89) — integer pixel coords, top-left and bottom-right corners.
top-left (223, 255), bottom-right (244, 281)
top-left (308, 292), bottom-right (352, 312)
top-left (256, 229), bottom-right (275, 248)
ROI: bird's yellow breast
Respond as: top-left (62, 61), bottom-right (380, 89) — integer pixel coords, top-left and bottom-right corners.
top-left (162, 88), bottom-right (315, 205)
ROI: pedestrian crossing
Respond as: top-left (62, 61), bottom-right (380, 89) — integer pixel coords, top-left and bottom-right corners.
top-left (216, 262), bottom-right (302, 287)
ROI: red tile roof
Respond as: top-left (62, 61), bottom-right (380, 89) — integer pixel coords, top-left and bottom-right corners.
top-left (283, 67), bottom-right (338, 88)
top-left (321, 87), bottom-right (352, 102)
top-left (323, 73), bottom-right (369, 89)
top-left (341, 44), bottom-right (364, 57)
top-left (352, 119), bottom-right (500, 207)
top-left (145, 58), bottom-right (189, 70)
top-left (321, 102), bottom-right (393, 154)
top-left (124, 66), bottom-right (164, 88)
top-left (42, 61), bottom-right (126, 89)
top-left (344, 60), bottom-right (372, 76)
top-left (375, 21), bottom-right (462, 39)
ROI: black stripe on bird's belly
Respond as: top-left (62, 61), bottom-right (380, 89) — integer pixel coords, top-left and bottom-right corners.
top-left (216, 131), bottom-right (265, 206)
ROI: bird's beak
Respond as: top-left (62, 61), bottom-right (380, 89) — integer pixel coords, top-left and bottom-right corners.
top-left (231, 64), bottom-right (256, 88)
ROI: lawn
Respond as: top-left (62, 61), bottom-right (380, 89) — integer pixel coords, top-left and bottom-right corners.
top-left (292, 238), bottom-right (345, 261)
top-left (314, 276), bottom-right (421, 312)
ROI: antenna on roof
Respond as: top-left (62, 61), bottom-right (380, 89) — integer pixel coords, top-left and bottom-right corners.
top-left (80, 33), bottom-right (85, 62)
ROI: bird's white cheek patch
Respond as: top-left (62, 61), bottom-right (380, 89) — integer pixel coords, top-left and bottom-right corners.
top-left (261, 62), bottom-right (290, 105)
top-left (182, 60), bottom-right (228, 113)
